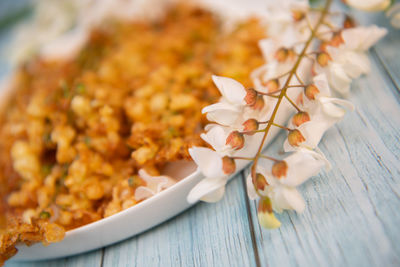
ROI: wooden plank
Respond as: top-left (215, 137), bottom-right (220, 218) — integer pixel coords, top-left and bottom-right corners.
top-left (5, 250), bottom-right (103, 267)
top-left (245, 54), bottom-right (400, 267)
top-left (102, 175), bottom-right (258, 267)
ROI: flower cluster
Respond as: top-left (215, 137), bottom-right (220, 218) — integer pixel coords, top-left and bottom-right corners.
top-left (187, 0), bottom-right (387, 229)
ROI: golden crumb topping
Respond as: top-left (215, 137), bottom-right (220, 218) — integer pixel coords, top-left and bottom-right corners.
top-left (0, 4), bottom-right (266, 263)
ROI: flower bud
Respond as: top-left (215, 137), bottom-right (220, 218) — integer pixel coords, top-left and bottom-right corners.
top-left (304, 84), bottom-right (320, 100)
top-left (244, 88), bottom-right (258, 106)
top-left (265, 79), bottom-right (280, 93)
top-left (222, 156), bottom-right (236, 175)
top-left (317, 52), bottom-right (331, 67)
top-left (320, 41), bottom-right (329, 53)
top-left (251, 96), bottom-right (265, 111)
top-left (287, 49), bottom-right (296, 60)
top-left (257, 197), bottom-right (281, 229)
top-left (271, 160), bottom-right (288, 178)
top-left (255, 173), bottom-right (268, 191)
top-left (344, 15), bottom-right (355, 28)
top-left (292, 10), bottom-right (305, 21)
top-left (242, 119), bottom-right (259, 135)
top-left (226, 131), bottom-right (245, 150)
top-left (288, 129), bottom-right (306, 147)
top-left (274, 47), bottom-right (289, 62)
top-left (296, 93), bottom-right (304, 106)
top-left (330, 32), bottom-right (344, 47)
top-left (292, 111), bottom-right (310, 127)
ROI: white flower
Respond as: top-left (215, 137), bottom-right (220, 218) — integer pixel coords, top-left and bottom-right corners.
top-left (341, 26), bottom-right (388, 52)
top-left (264, 0), bottom-right (308, 37)
top-left (283, 94), bottom-right (354, 152)
top-left (187, 147), bottom-right (229, 203)
top-left (203, 75), bottom-right (272, 127)
top-left (315, 26), bottom-right (387, 94)
top-left (202, 75), bottom-right (247, 126)
top-left (386, 3), bottom-right (400, 28)
top-left (247, 149), bottom-right (327, 213)
top-left (201, 124), bottom-right (233, 156)
top-left (346, 0), bottom-right (391, 12)
top-left (284, 75), bottom-right (354, 151)
top-left (135, 169), bottom-right (176, 201)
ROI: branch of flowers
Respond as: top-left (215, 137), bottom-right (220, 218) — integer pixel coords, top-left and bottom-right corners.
top-left (250, 0), bottom-right (333, 183)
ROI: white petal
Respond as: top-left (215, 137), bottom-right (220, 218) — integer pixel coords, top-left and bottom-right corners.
top-left (313, 73), bottom-right (331, 97)
top-left (211, 75), bottom-right (246, 105)
top-left (298, 120), bottom-right (331, 149)
top-left (327, 63), bottom-right (352, 94)
top-left (346, 0), bottom-right (390, 12)
top-left (319, 97), bottom-right (354, 118)
top-left (387, 4), bottom-right (400, 28)
top-left (41, 28), bottom-right (88, 60)
top-left (200, 125), bottom-right (230, 155)
top-left (283, 139), bottom-right (294, 152)
top-left (342, 25), bottom-right (387, 50)
top-left (138, 169), bottom-right (175, 194)
top-left (281, 187), bottom-right (306, 213)
top-left (283, 149), bottom-right (326, 186)
top-left (202, 102), bottom-right (241, 126)
top-left (200, 186), bottom-right (226, 202)
top-left (187, 177), bottom-right (227, 203)
top-left (135, 186), bottom-right (155, 201)
top-left (259, 39), bottom-right (274, 59)
top-left (202, 101), bottom-right (239, 114)
top-left (340, 51), bottom-right (371, 78)
top-left (188, 147), bottom-right (225, 178)
top-left (246, 174), bottom-right (258, 200)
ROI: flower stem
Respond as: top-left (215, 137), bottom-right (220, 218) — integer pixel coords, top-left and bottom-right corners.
top-left (232, 156), bottom-right (255, 161)
top-left (272, 122), bottom-right (292, 131)
top-left (250, 0), bottom-right (333, 183)
top-left (284, 94), bottom-right (302, 112)
top-left (259, 155), bottom-right (280, 162)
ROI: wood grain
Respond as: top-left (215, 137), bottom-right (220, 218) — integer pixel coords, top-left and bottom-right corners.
top-left (101, 176), bottom-right (257, 267)
top-left (245, 53), bottom-right (400, 267)
top-left (6, 250), bottom-right (103, 267)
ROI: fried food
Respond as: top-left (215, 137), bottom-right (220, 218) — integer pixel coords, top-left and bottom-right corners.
top-left (0, 4), bottom-right (266, 263)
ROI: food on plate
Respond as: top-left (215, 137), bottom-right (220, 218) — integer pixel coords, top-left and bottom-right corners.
top-left (0, 3), bottom-right (266, 263)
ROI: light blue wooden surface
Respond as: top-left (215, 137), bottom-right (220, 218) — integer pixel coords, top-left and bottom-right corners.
top-left (3, 1), bottom-right (400, 267)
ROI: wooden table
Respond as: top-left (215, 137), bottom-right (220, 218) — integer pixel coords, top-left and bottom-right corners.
top-left (3, 2), bottom-right (400, 267)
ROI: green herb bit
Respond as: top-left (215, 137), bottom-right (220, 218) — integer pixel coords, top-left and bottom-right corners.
top-left (41, 164), bottom-right (53, 177)
top-left (128, 177), bottom-right (134, 186)
top-left (60, 80), bottom-right (70, 98)
top-left (76, 84), bottom-right (86, 94)
top-left (84, 136), bottom-right (91, 145)
top-left (39, 211), bottom-right (51, 219)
